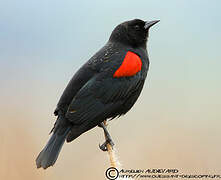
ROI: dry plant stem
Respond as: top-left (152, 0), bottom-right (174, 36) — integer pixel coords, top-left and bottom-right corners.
top-left (103, 120), bottom-right (117, 168)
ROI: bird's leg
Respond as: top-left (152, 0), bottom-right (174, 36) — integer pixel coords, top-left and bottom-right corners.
top-left (99, 121), bottom-right (114, 151)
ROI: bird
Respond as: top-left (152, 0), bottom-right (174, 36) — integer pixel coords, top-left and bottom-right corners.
top-left (36, 19), bottom-right (159, 169)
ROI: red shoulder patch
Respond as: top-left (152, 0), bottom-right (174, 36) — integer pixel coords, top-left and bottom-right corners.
top-left (113, 51), bottom-right (142, 77)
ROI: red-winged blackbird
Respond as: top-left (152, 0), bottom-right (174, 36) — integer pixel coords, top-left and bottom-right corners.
top-left (36, 19), bottom-right (159, 169)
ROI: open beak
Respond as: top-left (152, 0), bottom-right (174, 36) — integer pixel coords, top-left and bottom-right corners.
top-left (144, 20), bottom-right (160, 30)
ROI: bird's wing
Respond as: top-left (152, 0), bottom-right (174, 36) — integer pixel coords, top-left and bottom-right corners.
top-left (54, 43), bottom-right (126, 115)
top-left (65, 71), bottom-right (142, 125)
top-left (65, 48), bottom-right (145, 124)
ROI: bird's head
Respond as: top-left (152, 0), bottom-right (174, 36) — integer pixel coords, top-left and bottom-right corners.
top-left (109, 19), bottom-right (159, 48)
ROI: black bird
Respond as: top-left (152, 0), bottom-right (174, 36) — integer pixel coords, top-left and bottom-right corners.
top-left (36, 19), bottom-right (159, 169)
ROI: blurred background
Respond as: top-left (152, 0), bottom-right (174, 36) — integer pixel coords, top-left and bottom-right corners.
top-left (0, 0), bottom-right (221, 179)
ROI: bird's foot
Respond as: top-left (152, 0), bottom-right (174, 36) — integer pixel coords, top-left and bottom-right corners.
top-left (99, 138), bottom-right (115, 151)
top-left (99, 121), bottom-right (114, 151)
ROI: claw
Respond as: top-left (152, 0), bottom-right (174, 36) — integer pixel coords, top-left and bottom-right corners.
top-left (99, 142), bottom-right (108, 151)
top-left (99, 139), bottom-right (115, 151)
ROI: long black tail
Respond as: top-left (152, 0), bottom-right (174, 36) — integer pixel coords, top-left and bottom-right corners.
top-left (36, 127), bottom-right (70, 169)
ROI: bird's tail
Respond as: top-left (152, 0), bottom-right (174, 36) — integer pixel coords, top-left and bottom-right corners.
top-left (36, 126), bottom-right (70, 169)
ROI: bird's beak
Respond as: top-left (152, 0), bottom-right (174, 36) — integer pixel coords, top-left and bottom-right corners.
top-left (144, 20), bottom-right (160, 30)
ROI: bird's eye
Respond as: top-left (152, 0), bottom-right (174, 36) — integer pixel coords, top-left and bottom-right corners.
top-left (134, 25), bottom-right (140, 30)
